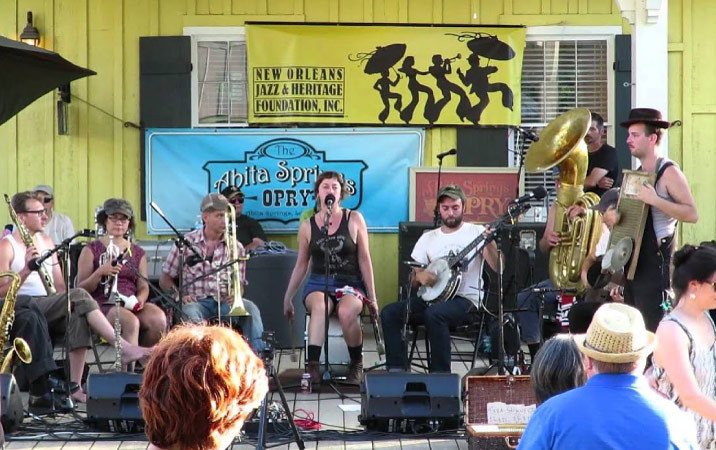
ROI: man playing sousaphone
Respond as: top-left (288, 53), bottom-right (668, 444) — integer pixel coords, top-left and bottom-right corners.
top-left (619, 108), bottom-right (698, 331)
top-left (380, 185), bottom-right (499, 373)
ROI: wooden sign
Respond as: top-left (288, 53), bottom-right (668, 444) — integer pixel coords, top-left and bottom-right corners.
top-left (409, 167), bottom-right (522, 223)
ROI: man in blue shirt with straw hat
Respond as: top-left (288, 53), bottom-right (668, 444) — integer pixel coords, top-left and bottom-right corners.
top-left (518, 303), bottom-right (698, 450)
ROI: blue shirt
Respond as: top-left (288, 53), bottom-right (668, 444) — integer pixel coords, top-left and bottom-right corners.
top-left (517, 373), bottom-right (698, 450)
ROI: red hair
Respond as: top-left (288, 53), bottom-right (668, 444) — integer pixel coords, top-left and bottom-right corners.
top-left (139, 325), bottom-right (268, 450)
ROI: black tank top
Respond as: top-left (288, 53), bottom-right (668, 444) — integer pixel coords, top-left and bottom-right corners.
top-left (309, 209), bottom-right (360, 282)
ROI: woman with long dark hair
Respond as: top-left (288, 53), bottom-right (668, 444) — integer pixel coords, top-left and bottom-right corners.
top-left (653, 244), bottom-right (716, 449)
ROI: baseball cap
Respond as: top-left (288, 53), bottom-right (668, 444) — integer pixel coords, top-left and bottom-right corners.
top-left (437, 185), bottom-right (466, 204)
top-left (32, 184), bottom-right (54, 196)
top-left (590, 188), bottom-right (620, 214)
top-left (220, 185), bottom-right (244, 200)
top-left (200, 193), bottom-right (229, 212)
top-left (103, 198), bottom-right (134, 218)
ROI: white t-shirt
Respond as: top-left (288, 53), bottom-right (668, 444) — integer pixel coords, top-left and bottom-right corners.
top-left (45, 211), bottom-right (75, 245)
top-left (411, 222), bottom-right (486, 307)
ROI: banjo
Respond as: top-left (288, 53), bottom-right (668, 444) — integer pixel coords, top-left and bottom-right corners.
top-left (417, 228), bottom-right (496, 304)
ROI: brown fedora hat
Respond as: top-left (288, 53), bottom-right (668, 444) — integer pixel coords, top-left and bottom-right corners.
top-left (573, 303), bottom-right (656, 363)
top-left (620, 107), bottom-right (670, 129)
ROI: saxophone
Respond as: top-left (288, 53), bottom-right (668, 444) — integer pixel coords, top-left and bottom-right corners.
top-left (3, 194), bottom-right (56, 296)
top-left (524, 108), bottom-right (603, 293)
top-left (0, 272), bottom-right (33, 373)
top-left (224, 202), bottom-right (249, 316)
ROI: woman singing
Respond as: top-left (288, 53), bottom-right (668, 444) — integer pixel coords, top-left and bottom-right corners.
top-left (77, 199), bottom-right (166, 360)
top-left (653, 244), bottom-right (716, 449)
top-left (283, 171), bottom-right (378, 384)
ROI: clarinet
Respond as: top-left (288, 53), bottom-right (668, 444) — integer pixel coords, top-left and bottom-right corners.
top-left (104, 237), bottom-right (123, 371)
top-left (3, 194), bottom-right (56, 296)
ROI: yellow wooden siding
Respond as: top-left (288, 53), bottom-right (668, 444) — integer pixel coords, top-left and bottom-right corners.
top-left (3, 0), bottom-right (713, 307)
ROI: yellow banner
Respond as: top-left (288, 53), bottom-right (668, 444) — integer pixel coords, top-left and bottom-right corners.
top-left (246, 24), bottom-right (526, 126)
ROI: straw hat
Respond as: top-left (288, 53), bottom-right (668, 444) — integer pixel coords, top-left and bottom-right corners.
top-left (574, 303), bottom-right (656, 364)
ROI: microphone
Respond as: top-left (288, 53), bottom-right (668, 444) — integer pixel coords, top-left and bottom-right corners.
top-left (436, 148), bottom-right (457, 160)
top-left (403, 261), bottom-right (427, 268)
top-left (186, 254), bottom-right (210, 267)
top-left (78, 229), bottom-right (96, 238)
top-left (111, 247), bottom-right (130, 267)
top-left (324, 194), bottom-right (336, 208)
top-left (512, 186), bottom-right (547, 204)
top-left (515, 126), bottom-right (540, 142)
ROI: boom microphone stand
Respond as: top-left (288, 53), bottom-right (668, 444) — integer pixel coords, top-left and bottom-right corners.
top-left (433, 149), bottom-right (457, 227)
top-left (149, 202), bottom-right (204, 321)
top-left (29, 229), bottom-right (96, 405)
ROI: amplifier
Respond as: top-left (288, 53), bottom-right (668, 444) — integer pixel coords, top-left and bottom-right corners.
top-left (86, 372), bottom-right (144, 433)
top-left (359, 372), bottom-right (461, 433)
top-left (136, 239), bottom-right (174, 282)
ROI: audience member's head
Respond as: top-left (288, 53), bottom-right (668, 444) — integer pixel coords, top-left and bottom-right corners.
top-left (575, 303), bottom-right (655, 375)
top-left (140, 325), bottom-right (268, 450)
top-left (671, 244), bottom-right (716, 307)
top-left (531, 334), bottom-right (587, 404)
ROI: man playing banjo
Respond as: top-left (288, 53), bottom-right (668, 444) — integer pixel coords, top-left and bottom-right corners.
top-left (380, 185), bottom-right (498, 372)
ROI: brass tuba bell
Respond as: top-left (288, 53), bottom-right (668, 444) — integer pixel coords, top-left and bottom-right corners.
top-left (525, 107), bottom-right (603, 292)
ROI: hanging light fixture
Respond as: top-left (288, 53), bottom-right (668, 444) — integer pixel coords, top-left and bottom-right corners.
top-left (20, 11), bottom-right (40, 47)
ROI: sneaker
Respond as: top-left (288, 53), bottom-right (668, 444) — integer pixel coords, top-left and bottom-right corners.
top-left (346, 360), bottom-right (364, 385)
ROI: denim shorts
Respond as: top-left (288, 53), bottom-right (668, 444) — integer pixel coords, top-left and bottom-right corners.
top-left (302, 273), bottom-right (366, 306)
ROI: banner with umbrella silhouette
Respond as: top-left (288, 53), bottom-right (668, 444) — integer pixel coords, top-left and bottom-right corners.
top-left (0, 35), bottom-right (96, 127)
top-left (246, 23), bottom-right (525, 126)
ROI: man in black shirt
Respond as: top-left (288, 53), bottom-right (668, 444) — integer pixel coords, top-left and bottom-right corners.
top-left (221, 186), bottom-right (268, 252)
top-left (584, 111), bottom-right (619, 197)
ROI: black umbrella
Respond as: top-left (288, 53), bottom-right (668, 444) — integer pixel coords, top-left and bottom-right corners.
top-left (348, 44), bottom-right (407, 74)
top-left (447, 32), bottom-right (516, 61)
top-left (0, 35), bottom-right (96, 126)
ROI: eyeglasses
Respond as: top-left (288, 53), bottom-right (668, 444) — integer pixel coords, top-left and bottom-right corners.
top-left (229, 196), bottom-right (245, 204)
top-left (108, 216), bottom-right (130, 223)
top-left (21, 209), bottom-right (47, 217)
top-left (42, 197), bottom-right (53, 204)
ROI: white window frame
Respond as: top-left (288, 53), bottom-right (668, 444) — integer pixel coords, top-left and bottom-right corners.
top-left (516, 26), bottom-right (621, 219)
top-left (184, 26), bottom-right (248, 128)
top-left (523, 26), bottom-right (621, 146)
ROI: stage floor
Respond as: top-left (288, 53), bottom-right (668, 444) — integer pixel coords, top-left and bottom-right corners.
top-left (6, 319), bottom-right (510, 450)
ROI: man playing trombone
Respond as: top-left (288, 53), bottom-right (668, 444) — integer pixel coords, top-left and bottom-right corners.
top-left (159, 193), bottom-right (265, 351)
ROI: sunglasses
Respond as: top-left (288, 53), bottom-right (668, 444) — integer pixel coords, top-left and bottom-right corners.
top-left (43, 197), bottom-right (53, 204)
top-left (229, 195), bottom-right (245, 204)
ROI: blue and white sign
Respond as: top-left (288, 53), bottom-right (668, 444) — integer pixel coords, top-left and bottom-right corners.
top-left (145, 128), bottom-right (424, 234)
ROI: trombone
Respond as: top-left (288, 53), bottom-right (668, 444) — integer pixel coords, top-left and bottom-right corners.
top-left (223, 202), bottom-right (250, 317)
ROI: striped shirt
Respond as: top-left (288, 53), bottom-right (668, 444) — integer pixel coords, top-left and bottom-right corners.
top-left (161, 228), bottom-right (246, 302)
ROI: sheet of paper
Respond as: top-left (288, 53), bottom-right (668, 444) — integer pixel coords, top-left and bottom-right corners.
top-left (486, 402), bottom-right (537, 424)
top-left (338, 404), bottom-right (361, 412)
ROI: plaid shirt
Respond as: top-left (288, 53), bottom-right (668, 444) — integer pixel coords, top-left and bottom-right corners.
top-left (162, 228), bottom-right (246, 302)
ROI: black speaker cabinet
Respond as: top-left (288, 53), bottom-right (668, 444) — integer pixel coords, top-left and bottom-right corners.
top-left (398, 222), bottom-right (434, 298)
top-left (457, 127), bottom-right (510, 167)
top-left (359, 372), bottom-right (461, 433)
top-left (0, 374), bottom-right (23, 432)
top-left (86, 372), bottom-right (144, 433)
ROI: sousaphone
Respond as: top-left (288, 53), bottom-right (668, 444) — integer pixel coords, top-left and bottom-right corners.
top-left (524, 108), bottom-right (603, 293)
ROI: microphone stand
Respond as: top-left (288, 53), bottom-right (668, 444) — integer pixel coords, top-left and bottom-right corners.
top-left (149, 202), bottom-right (204, 324)
top-left (45, 230), bottom-right (94, 407)
top-left (433, 151), bottom-right (454, 228)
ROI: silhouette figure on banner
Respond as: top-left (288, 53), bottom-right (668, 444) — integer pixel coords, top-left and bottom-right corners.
top-left (448, 31), bottom-right (515, 123)
top-left (398, 56), bottom-right (434, 124)
top-left (349, 44), bottom-right (406, 123)
top-left (425, 54), bottom-right (471, 124)
top-left (457, 54), bottom-right (514, 124)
